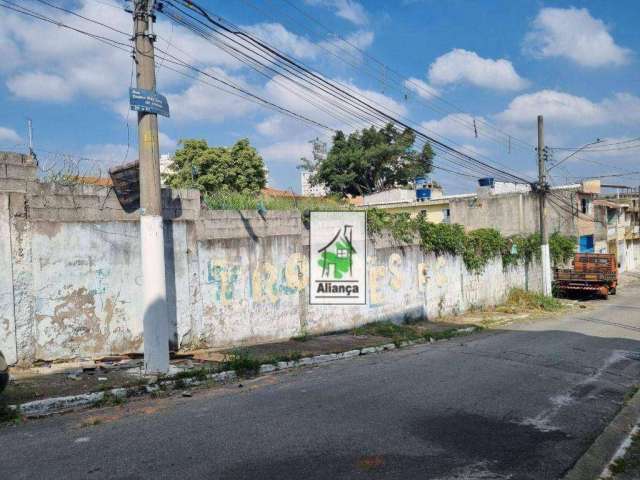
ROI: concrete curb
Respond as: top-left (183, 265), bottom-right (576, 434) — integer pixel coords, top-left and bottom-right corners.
top-left (562, 386), bottom-right (640, 480)
top-left (10, 328), bottom-right (477, 418)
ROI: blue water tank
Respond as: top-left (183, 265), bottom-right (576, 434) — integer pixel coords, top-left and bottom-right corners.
top-left (478, 177), bottom-right (495, 187)
top-left (416, 188), bottom-right (431, 201)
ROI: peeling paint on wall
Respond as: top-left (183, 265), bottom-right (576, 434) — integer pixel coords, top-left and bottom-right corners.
top-left (0, 179), bottom-right (543, 364)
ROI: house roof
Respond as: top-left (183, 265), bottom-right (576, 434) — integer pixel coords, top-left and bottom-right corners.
top-left (594, 199), bottom-right (626, 209)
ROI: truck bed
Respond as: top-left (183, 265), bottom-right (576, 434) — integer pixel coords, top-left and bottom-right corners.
top-left (554, 269), bottom-right (617, 283)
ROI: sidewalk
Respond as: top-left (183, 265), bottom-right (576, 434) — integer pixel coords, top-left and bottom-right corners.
top-left (1, 288), bottom-right (580, 420)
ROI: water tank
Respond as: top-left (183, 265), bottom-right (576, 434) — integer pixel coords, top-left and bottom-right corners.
top-left (416, 188), bottom-right (431, 201)
top-left (478, 177), bottom-right (495, 187)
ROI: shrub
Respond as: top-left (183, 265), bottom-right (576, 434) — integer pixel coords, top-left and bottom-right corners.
top-left (223, 349), bottom-right (261, 376)
top-left (505, 288), bottom-right (562, 311)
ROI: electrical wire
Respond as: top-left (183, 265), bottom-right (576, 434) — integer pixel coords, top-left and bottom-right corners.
top-left (161, 0), bottom-right (534, 185)
top-left (6, 0), bottom-right (534, 187)
top-left (273, 0), bottom-right (536, 153)
top-left (0, 0), bottom-right (336, 135)
top-left (162, 0), bottom-right (532, 182)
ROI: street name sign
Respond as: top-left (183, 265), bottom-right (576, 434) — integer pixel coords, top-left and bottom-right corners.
top-left (129, 88), bottom-right (170, 117)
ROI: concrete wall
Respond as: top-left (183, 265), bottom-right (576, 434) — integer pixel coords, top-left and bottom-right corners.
top-left (449, 188), bottom-right (591, 238)
top-left (0, 152), bottom-right (544, 364)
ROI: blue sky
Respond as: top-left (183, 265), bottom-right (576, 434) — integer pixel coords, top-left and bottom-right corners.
top-left (0, 0), bottom-right (638, 193)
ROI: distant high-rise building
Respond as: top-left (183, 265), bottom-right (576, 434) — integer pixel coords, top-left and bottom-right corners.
top-left (159, 154), bottom-right (173, 186)
top-left (300, 138), bottom-right (329, 197)
top-left (301, 170), bottom-right (329, 197)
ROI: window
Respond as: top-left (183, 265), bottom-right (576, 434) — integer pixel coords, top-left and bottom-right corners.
top-left (581, 198), bottom-right (588, 215)
top-left (442, 208), bottom-right (451, 224)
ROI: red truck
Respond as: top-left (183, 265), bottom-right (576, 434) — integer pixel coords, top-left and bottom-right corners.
top-left (553, 253), bottom-right (618, 299)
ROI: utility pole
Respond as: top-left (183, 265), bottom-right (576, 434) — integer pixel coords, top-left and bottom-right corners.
top-left (537, 115), bottom-right (552, 296)
top-left (133, 0), bottom-right (169, 374)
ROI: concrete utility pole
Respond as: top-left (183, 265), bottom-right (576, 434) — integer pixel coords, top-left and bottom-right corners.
top-left (537, 115), bottom-right (552, 296)
top-left (133, 0), bottom-right (170, 374)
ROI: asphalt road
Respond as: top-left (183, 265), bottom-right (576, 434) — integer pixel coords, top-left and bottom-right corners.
top-left (3, 278), bottom-right (640, 479)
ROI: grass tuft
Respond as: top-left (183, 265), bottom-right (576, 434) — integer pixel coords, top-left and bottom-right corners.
top-left (0, 399), bottom-right (21, 424)
top-left (265, 351), bottom-right (303, 364)
top-left (353, 321), bottom-right (423, 347)
top-left (223, 349), bottom-right (262, 377)
top-left (93, 392), bottom-right (125, 408)
top-left (502, 288), bottom-right (563, 312)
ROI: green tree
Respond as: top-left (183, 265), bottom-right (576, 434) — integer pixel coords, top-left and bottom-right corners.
top-left (309, 124), bottom-right (434, 196)
top-left (163, 138), bottom-right (267, 194)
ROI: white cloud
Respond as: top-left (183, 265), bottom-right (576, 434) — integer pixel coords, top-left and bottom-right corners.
top-left (496, 90), bottom-right (640, 127)
top-left (404, 78), bottom-right (439, 100)
top-left (244, 23), bottom-right (374, 65)
top-left (259, 140), bottom-right (313, 164)
top-left (244, 23), bottom-right (319, 60)
top-left (158, 132), bottom-right (177, 151)
top-left (344, 30), bottom-right (374, 50)
top-left (263, 74), bottom-right (408, 133)
top-left (256, 116), bottom-right (289, 137)
top-left (0, 0), bottom-right (240, 105)
top-left (165, 68), bottom-right (259, 122)
top-left (305, 0), bottom-right (368, 26)
top-left (6, 72), bottom-right (74, 102)
top-left (318, 30), bottom-right (374, 63)
top-left (0, 126), bottom-right (22, 145)
top-left (428, 49), bottom-right (528, 91)
top-left (0, 1), bottom-right (133, 102)
top-left (523, 7), bottom-right (631, 67)
top-left (421, 113), bottom-right (487, 141)
top-left (457, 143), bottom-right (490, 159)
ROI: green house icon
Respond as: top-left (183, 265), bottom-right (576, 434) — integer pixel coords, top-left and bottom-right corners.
top-left (318, 225), bottom-right (357, 279)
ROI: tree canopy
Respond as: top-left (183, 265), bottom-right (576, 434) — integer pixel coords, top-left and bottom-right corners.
top-left (309, 124), bottom-right (434, 196)
top-left (163, 138), bottom-right (267, 194)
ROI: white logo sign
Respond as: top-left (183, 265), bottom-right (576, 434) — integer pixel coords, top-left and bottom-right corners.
top-left (309, 211), bottom-right (367, 305)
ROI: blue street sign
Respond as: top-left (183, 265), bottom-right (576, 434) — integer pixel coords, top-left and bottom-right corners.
top-left (129, 88), bottom-right (170, 117)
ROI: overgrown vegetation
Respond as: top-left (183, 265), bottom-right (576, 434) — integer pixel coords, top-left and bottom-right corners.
top-left (0, 399), bottom-right (21, 424)
top-left (501, 288), bottom-right (563, 312)
top-left (202, 191), bottom-right (575, 275)
top-left (203, 191), bottom-right (351, 212)
top-left (223, 349), bottom-right (262, 376)
top-left (549, 231), bottom-right (577, 266)
top-left (93, 391), bottom-right (125, 408)
top-left (353, 320), bottom-right (479, 347)
top-left (366, 209), bottom-right (575, 273)
top-left (609, 431), bottom-right (640, 476)
top-left (265, 351), bottom-right (303, 364)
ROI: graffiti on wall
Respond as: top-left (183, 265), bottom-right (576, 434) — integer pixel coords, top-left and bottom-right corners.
top-left (205, 252), bottom-right (433, 307)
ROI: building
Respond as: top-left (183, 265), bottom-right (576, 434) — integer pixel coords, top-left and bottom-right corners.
top-left (159, 154), bottom-right (173, 178)
top-left (362, 185), bottom-right (462, 224)
top-left (300, 137), bottom-right (329, 197)
top-left (300, 170), bottom-right (329, 197)
top-left (448, 180), bottom-right (601, 242)
top-left (592, 193), bottom-right (640, 272)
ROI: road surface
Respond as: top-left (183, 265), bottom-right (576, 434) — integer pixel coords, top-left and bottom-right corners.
top-left (2, 277), bottom-right (640, 479)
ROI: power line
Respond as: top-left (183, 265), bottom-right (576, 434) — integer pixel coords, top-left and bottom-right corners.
top-left (28, 0), bottom-right (131, 36)
top-left (274, 0), bottom-right (535, 153)
top-left (6, 0), bottom-right (534, 187)
top-left (0, 0), bottom-right (132, 51)
top-left (161, 0), bottom-right (534, 185)
top-left (550, 136), bottom-right (640, 151)
top-left (0, 0), bottom-right (336, 135)
top-left (243, 0), bottom-right (537, 167)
